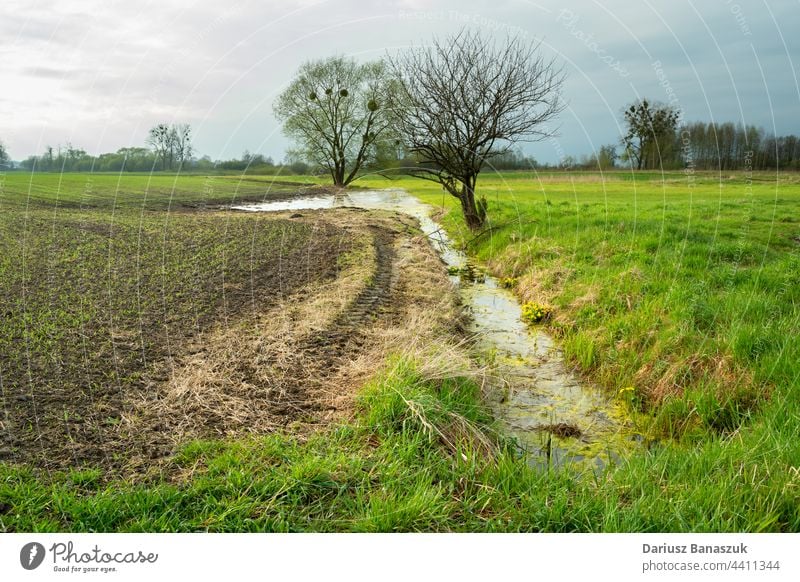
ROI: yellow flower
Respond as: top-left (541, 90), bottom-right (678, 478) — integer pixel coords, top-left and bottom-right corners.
top-left (520, 302), bottom-right (553, 324)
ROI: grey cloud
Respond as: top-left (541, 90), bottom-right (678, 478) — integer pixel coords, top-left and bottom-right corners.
top-left (1, 0), bottom-right (798, 163)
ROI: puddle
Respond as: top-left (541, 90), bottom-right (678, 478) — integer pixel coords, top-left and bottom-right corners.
top-left (234, 190), bottom-right (634, 470)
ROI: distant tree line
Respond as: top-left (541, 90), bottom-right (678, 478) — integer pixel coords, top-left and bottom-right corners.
top-left (18, 143), bottom-right (158, 172)
top-left (14, 146), bottom-right (305, 174)
top-left (2, 104), bottom-right (799, 175)
top-left (15, 123), bottom-right (196, 172)
top-left (617, 99), bottom-right (800, 171)
top-left (215, 150), bottom-right (275, 171)
top-left (7, 122), bottom-right (302, 174)
top-left (481, 150), bottom-right (540, 171)
top-left (677, 121), bottom-right (799, 171)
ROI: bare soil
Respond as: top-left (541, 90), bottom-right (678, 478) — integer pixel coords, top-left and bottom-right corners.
top-left (131, 209), bottom-right (461, 475)
top-left (0, 205), bottom-right (459, 476)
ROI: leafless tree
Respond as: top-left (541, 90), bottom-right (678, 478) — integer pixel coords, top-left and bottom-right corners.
top-left (147, 123), bottom-right (193, 171)
top-left (147, 124), bottom-right (173, 171)
top-left (171, 123), bottom-right (193, 170)
top-left (387, 30), bottom-right (565, 229)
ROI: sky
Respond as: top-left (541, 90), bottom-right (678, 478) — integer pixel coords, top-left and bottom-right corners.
top-left (2, 0), bottom-right (798, 164)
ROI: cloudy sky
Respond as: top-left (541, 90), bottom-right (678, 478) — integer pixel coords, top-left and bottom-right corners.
top-left (2, 0), bottom-right (798, 163)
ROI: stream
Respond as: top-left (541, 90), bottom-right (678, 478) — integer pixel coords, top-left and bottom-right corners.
top-left (234, 189), bottom-right (634, 470)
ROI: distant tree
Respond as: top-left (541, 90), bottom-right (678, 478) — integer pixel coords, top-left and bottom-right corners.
top-left (216, 150), bottom-right (274, 171)
top-left (195, 155), bottom-right (215, 171)
top-left (388, 29), bottom-right (565, 229)
top-left (114, 147), bottom-right (156, 171)
top-left (146, 123), bottom-right (192, 171)
top-left (778, 134), bottom-right (799, 170)
top-left (621, 99), bottom-right (679, 170)
top-left (43, 146), bottom-right (55, 171)
top-left (171, 123), bottom-right (193, 169)
top-left (147, 124), bottom-right (173, 170)
top-left (238, 150), bottom-right (267, 168)
top-left (274, 56), bottom-right (393, 186)
top-left (559, 155), bottom-right (577, 170)
top-left (53, 142), bottom-right (91, 171)
top-left (481, 149), bottom-right (538, 171)
top-left (0, 140), bottom-right (10, 169)
top-left (283, 151), bottom-right (310, 175)
top-left (596, 144), bottom-right (618, 169)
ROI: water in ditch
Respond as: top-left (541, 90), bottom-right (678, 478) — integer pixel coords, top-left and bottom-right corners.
top-left (234, 189), bottom-right (635, 470)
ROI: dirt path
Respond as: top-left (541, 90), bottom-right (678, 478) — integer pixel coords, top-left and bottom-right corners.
top-left (265, 226), bottom-right (397, 417)
top-left (118, 208), bottom-right (460, 476)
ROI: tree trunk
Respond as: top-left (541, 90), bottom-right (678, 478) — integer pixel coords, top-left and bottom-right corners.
top-left (459, 175), bottom-right (484, 230)
top-left (333, 163), bottom-right (345, 187)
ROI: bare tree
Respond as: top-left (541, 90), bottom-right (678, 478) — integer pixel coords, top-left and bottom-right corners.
top-left (171, 123), bottom-right (193, 169)
top-left (43, 146), bottom-right (54, 171)
top-left (387, 30), bottom-right (565, 229)
top-left (147, 124), bottom-right (173, 170)
top-left (147, 123), bottom-right (192, 170)
top-left (274, 57), bottom-right (394, 186)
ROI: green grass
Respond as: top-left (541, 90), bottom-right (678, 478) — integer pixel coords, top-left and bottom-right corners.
top-left (354, 169), bottom-right (800, 530)
top-left (0, 172), bottom-right (316, 210)
top-left (359, 171), bottom-right (800, 429)
top-left (2, 354), bottom-right (797, 532)
top-left (1, 170), bottom-right (799, 532)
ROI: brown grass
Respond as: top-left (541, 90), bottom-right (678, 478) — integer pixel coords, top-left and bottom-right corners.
top-left (127, 208), bottom-right (477, 457)
top-left (637, 353), bottom-right (757, 405)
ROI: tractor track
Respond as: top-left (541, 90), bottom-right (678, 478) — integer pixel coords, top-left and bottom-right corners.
top-left (266, 227), bottom-right (397, 418)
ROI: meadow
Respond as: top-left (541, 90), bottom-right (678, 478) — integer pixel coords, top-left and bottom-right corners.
top-left (1, 170), bottom-right (798, 532)
top-left (360, 171), bottom-right (800, 433)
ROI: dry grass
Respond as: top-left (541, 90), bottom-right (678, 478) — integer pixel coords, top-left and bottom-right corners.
top-left (133, 219), bottom-right (377, 443)
top-left (126, 208), bottom-right (482, 455)
top-left (316, 213), bottom-right (473, 415)
top-left (636, 353), bottom-right (757, 405)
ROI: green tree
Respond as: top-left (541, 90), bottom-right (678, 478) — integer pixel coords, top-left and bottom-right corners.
top-left (274, 56), bottom-right (393, 187)
top-left (621, 99), bottom-right (679, 170)
top-left (596, 144), bottom-right (618, 169)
